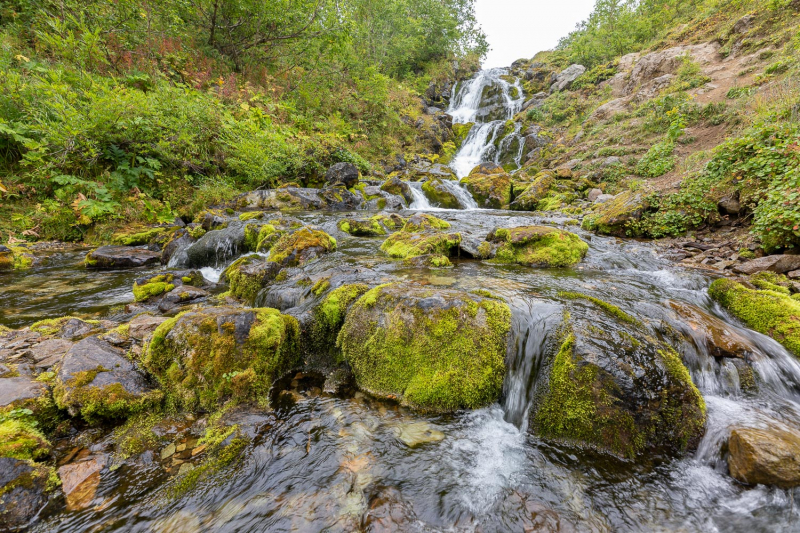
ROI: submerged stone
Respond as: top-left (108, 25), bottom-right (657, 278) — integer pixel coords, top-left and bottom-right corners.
top-left (489, 226), bottom-right (588, 267)
top-left (338, 283), bottom-right (511, 411)
top-left (143, 307), bottom-right (300, 410)
top-left (0, 457), bottom-right (53, 530)
top-left (394, 421), bottom-right (445, 448)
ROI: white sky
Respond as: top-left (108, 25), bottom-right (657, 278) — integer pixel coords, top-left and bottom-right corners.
top-left (476, 0), bottom-right (597, 68)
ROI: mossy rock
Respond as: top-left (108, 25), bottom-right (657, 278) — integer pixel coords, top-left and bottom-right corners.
top-left (531, 302), bottom-right (706, 460)
top-left (243, 223), bottom-right (283, 253)
top-left (421, 178), bottom-right (461, 209)
top-left (709, 278), bottom-right (800, 357)
top-left (0, 418), bottom-right (51, 461)
top-left (268, 227), bottom-right (337, 268)
top-left (371, 213), bottom-right (406, 231)
top-left (338, 218), bottom-right (387, 237)
top-left (488, 226), bottom-right (588, 267)
top-left (400, 213), bottom-right (451, 233)
top-left (143, 307), bottom-right (301, 411)
top-left (111, 226), bottom-right (171, 246)
top-left (509, 171), bottom-right (556, 211)
top-left (0, 457), bottom-right (56, 530)
top-left (0, 245), bottom-right (35, 270)
top-left (309, 283), bottom-right (371, 362)
top-left (452, 122), bottom-right (474, 147)
top-left (132, 271), bottom-right (205, 303)
top-left (222, 256), bottom-right (281, 303)
top-left (238, 211), bottom-right (265, 221)
top-left (462, 168), bottom-right (513, 209)
top-left (380, 177), bottom-right (414, 204)
top-left (403, 254), bottom-right (453, 268)
top-left (85, 246), bottom-right (161, 269)
top-left (582, 191), bottom-right (647, 236)
top-left (381, 232), bottom-right (461, 260)
top-left (338, 283), bottom-right (511, 411)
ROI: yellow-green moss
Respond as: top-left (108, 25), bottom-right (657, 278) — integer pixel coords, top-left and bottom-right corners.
top-left (462, 172), bottom-right (512, 209)
top-left (381, 232), bottom-right (461, 259)
top-left (311, 278), bottom-right (331, 296)
top-left (401, 214), bottom-right (451, 232)
top-left (337, 219), bottom-right (386, 237)
top-left (557, 291), bottom-right (639, 324)
top-left (491, 227), bottom-right (588, 267)
top-left (709, 278), bottom-right (800, 357)
top-left (188, 226), bottom-right (207, 239)
top-left (338, 285), bottom-right (511, 411)
top-left (238, 211), bottom-right (264, 221)
top-left (30, 316), bottom-right (100, 336)
top-left (421, 179), bottom-right (461, 209)
top-left (0, 417), bottom-right (51, 461)
top-left (223, 256), bottom-right (268, 303)
top-left (133, 276), bottom-right (176, 302)
top-left (750, 271), bottom-right (791, 295)
top-left (269, 228), bottom-right (336, 267)
top-left (112, 226), bottom-right (169, 246)
top-left (244, 223), bottom-right (279, 252)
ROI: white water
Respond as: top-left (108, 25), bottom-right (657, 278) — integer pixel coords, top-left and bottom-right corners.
top-left (408, 181), bottom-right (478, 211)
top-left (448, 68), bottom-right (526, 179)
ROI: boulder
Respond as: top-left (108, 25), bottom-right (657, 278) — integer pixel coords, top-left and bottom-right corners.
top-left (325, 162), bottom-right (360, 188)
top-left (421, 178), bottom-right (462, 209)
top-left (733, 255), bottom-right (800, 275)
top-left (509, 171), bottom-right (555, 211)
top-left (488, 226), bottom-right (588, 267)
top-left (143, 307), bottom-right (300, 411)
top-left (58, 455), bottom-right (107, 510)
top-left (84, 246), bottom-right (161, 269)
top-left (223, 255), bottom-right (282, 303)
top-left (582, 191), bottom-right (647, 235)
top-left (587, 188), bottom-right (603, 202)
top-left (379, 214), bottom-right (460, 260)
top-left (594, 193), bottom-right (615, 204)
top-left (550, 64), bottom-right (586, 92)
top-left (54, 336), bottom-right (161, 423)
top-left (338, 284), bottom-right (511, 410)
top-left (0, 377), bottom-right (46, 410)
top-left (0, 458), bottom-right (52, 530)
top-left (789, 269), bottom-right (800, 280)
top-left (268, 227), bottom-right (337, 268)
top-left (667, 301), bottom-right (757, 359)
top-left (531, 296), bottom-right (706, 459)
top-left (728, 427), bottom-right (800, 488)
top-left (462, 166), bottom-right (513, 209)
top-left (405, 160), bottom-right (457, 181)
top-left (380, 177), bottom-right (414, 204)
top-left (127, 315), bottom-right (168, 341)
top-left (709, 279), bottom-right (800, 357)
top-left (157, 285), bottom-right (209, 312)
top-left (337, 218), bottom-right (387, 237)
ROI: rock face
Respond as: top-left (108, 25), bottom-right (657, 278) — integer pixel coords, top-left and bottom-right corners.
top-left (733, 254), bottom-right (800, 275)
top-left (462, 165), bottom-right (513, 209)
top-left (709, 278), bottom-right (800, 357)
top-left (54, 336), bottom-right (161, 423)
top-left (325, 162), bottom-right (360, 188)
top-left (531, 297), bottom-right (706, 459)
top-left (143, 307), bottom-right (300, 410)
top-left (84, 246), bottom-right (161, 269)
top-left (488, 226), bottom-right (588, 267)
top-left (0, 457), bottom-right (52, 530)
top-left (728, 427), bottom-right (800, 488)
top-left (338, 283), bottom-right (511, 411)
top-left (550, 64), bottom-right (586, 92)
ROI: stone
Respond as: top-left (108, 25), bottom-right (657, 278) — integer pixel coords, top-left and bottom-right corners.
top-left (488, 226), bottom-right (588, 267)
top-left (509, 171), bottom-right (556, 211)
top-left (161, 443), bottom-right (176, 460)
top-left (718, 194), bottom-right (741, 216)
top-left (157, 285), bottom-right (209, 313)
top-left (733, 255), bottom-right (800, 275)
top-left (462, 166), bottom-right (512, 209)
top-left (789, 269), bottom-right (800, 280)
top-left (550, 64), bottom-right (586, 92)
top-left (128, 315), bottom-right (169, 341)
top-left (601, 156), bottom-right (621, 167)
top-left (395, 421), bottom-right (445, 448)
top-left (583, 191), bottom-right (647, 236)
top-left (0, 457), bottom-right (51, 530)
top-left (421, 178), bottom-right (462, 209)
top-left (380, 176), bottom-right (414, 204)
top-left (0, 377), bottom-right (46, 409)
top-left (84, 246), bottom-right (161, 269)
top-left (29, 339), bottom-right (73, 369)
top-left (362, 487), bottom-right (418, 533)
top-left (728, 427), bottom-right (800, 488)
top-left (667, 301), bottom-right (757, 359)
top-left (733, 14), bottom-right (755, 34)
top-left (58, 455), bottom-right (107, 510)
top-left (594, 193), bottom-right (614, 204)
top-left (325, 162), bottom-right (360, 189)
top-left (587, 188), bottom-right (603, 202)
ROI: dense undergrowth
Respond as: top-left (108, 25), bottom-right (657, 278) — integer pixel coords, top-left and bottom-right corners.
top-left (0, 0), bottom-right (485, 242)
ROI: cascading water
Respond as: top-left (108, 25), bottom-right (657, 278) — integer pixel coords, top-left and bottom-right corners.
top-left (448, 68), bottom-right (526, 179)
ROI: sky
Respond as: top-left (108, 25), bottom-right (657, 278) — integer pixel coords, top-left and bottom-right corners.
top-left (475, 0), bottom-right (597, 68)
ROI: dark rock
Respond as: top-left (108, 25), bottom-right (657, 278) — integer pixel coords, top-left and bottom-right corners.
top-left (183, 222), bottom-right (246, 268)
top-left (0, 457), bottom-right (51, 531)
top-left (380, 177), bottom-right (414, 204)
top-left (718, 194), bottom-right (741, 216)
top-left (325, 162), bottom-right (360, 189)
top-left (157, 285), bottom-right (210, 313)
top-left (161, 229), bottom-right (195, 265)
top-left (85, 246), bottom-right (161, 269)
top-left (667, 301), bottom-right (757, 359)
top-left (29, 339), bottom-right (73, 369)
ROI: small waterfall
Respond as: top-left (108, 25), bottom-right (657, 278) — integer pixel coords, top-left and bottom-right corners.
top-left (448, 68), bottom-right (526, 179)
top-left (408, 181), bottom-right (478, 211)
top-left (408, 182), bottom-right (434, 210)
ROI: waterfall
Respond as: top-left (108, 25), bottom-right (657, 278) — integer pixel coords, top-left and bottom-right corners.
top-left (448, 68), bottom-right (526, 179)
top-left (408, 181), bottom-right (478, 210)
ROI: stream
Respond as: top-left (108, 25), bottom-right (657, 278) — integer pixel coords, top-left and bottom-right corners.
top-left (2, 68), bottom-right (800, 532)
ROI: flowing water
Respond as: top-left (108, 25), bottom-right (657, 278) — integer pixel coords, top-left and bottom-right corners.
top-left (3, 68), bottom-right (800, 531)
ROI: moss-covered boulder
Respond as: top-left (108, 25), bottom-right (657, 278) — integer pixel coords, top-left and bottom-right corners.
top-left (380, 177), bottom-right (414, 204)
top-left (338, 218), bottom-right (387, 237)
top-left (0, 245), bottom-right (35, 270)
top-left (421, 178), bottom-right (461, 209)
top-left (54, 336), bottom-right (162, 424)
top-left (381, 232), bottom-right (461, 260)
top-left (403, 254), bottom-right (453, 268)
top-left (338, 284), bottom-right (511, 411)
top-left (269, 227), bottom-right (337, 268)
top-left (462, 166), bottom-right (513, 209)
top-left (509, 171), bottom-right (556, 211)
top-left (243, 223), bottom-right (284, 253)
top-left (223, 256), bottom-right (281, 303)
top-left (581, 191), bottom-right (647, 236)
top-left (488, 226), bottom-right (588, 267)
top-left (530, 297), bottom-right (706, 459)
top-left (371, 213), bottom-right (406, 231)
top-left (0, 418), bottom-right (51, 461)
top-left (0, 457), bottom-right (55, 530)
top-left (309, 283), bottom-right (371, 361)
top-left (111, 226), bottom-right (173, 246)
top-left (709, 278), bottom-right (800, 357)
top-left (132, 271), bottom-right (205, 303)
top-left (143, 307), bottom-right (300, 410)
top-left (401, 213), bottom-right (451, 232)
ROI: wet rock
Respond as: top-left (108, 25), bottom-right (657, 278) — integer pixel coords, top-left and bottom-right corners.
top-left (84, 246), bottom-right (161, 269)
top-left (224, 255), bottom-right (282, 303)
top-left (405, 160), bottom-right (457, 181)
top-left (128, 315), bottom-right (168, 341)
top-left (487, 226), bottom-right (588, 267)
top-left (380, 177), bottom-right (414, 204)
top-left (582, 191), bottom-right (647, 236)
top-left (667, 301), bottom-right (757, 359)
top-left (587, 188), bottom-right (603, 202)
top-left (0, 457), bottom-right (52, 530)
top-left (380, 226), bottom-right (461, 260)
top-left (55, 336), bottom-right (161, 423)
top-left (362, 487), bottom-right (418, 532)
top-left (58, 455), bottom-right (107, 510)
top-left (728, 427), bottom-right (800, 488)
top-left (30, 317), bottom-right (100, 341)
top-left (339, 283), bottom-right (511, 411)
top-left (458, 234), bottom-right (496, 259)
top-left (157, 285), bottom-right (210, 312)
top-left (462, 166), bottom-right (512, 209)
top-left (709, 278), bottom-right (800, 357)
top-left (510, 171), bottom-right (556, 211)
top-left (421, 178), bottom-right (462, 209)
top-left (161, 229), bottom-right (195, 265)
top-left (142, 306), bottom-right (300, 410)
top-left (550, 64), bottom-right (586, 92)
top-left (394, 421), bottom-right (445, 448)
top-left (338, 218), bottom-right (387, 237)
top-left (325, 162), bottom-right (360, 189)
top-left (733, 254), bottom-right (800, 275)
top-left (530, 298), bottom-right (706, 459)
top-left (183, 222), bottom-right (247, 268)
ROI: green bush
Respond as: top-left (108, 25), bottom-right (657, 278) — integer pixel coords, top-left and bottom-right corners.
top-left (636, 140), bottom-right (675, 177)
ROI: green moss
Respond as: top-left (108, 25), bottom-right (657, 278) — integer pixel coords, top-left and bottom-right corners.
top-left (381, 232), bottom-right (461, 259)
top-left (750, 271), bottom-right (791, 295)
top-left (112, 226), bottom-right (168, 246)
top-left (659, 346), bottom-right (706, 415)
top-left (112, 413), bottom-right (162, 459)
top-left (223, 256), bottom-right (268, 303)
top-left (244, 223), bottom-right (279, 252)
top-left (709, 278), bottom-right (800, 357)
top-left (401, 214), bottom-right (450, 232)
top-left (143, 308), bottom-right (301, 411)
top-left (311, 284), bottom-right (370, 359)
top-left (491, 227), bottom-right (588, 267)
top-left (0, 418), bottom-right (51, 461)
top-left (188, 226), bottom-right (207, 239)
top-left (133, 281), bottom-right (175, 302)
top-left (557, 292), bottom-right (638, 324)
top-left (238, 211), bottom-right (264, 221)
top-left (30, 316), bottom-right (100, 336)
top-left (337, 218), bottom-right (386, 237)
top-left (269, 227), bottom-right (336, 267)
top-left (338, 285), bottom-right (511, 411)
top-left (311, 278), bottom-right (331, 296)
top-left (421, 179), bottom-right (461, 209)
top-left (462, 171), bottom-right (512, 209)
